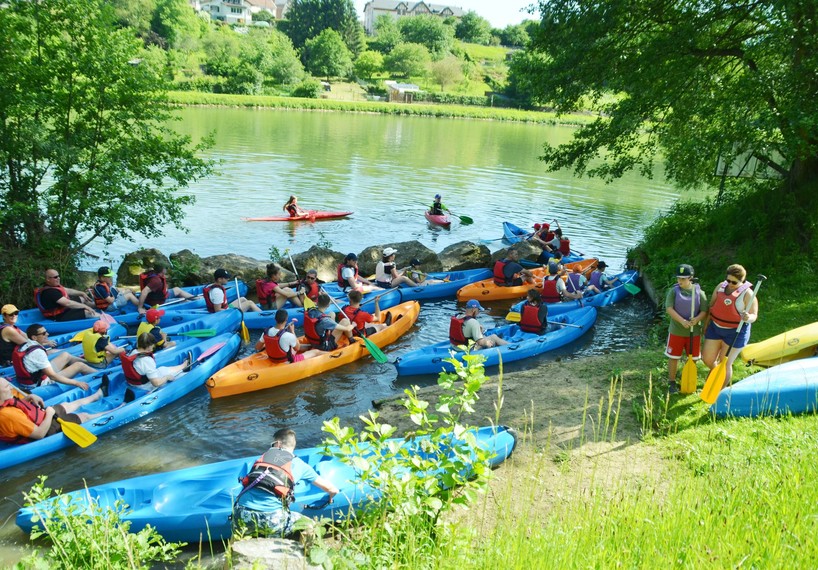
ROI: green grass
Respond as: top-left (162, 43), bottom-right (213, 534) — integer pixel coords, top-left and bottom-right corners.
top-left (458, 42), bottom-right (511, 63)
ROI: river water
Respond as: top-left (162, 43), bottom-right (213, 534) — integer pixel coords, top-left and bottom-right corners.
top-left (1, 108), bottom-right (683, 561)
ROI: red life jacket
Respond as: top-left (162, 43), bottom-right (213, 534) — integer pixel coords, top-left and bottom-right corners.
top-left (337, 264), bottom-right (358, 289)
top-left (203, 283), bottom-right (228, 313)
top-left (300, 279), bottom-right (320, 302)
top-left (238, 446), bottom-right (296, 505)
top-left (264, 327), bottom-right (293, 363)
top-left (710, 282), bottom-right (752, 328)
top-left (12, 344), bottom-right (48, 387)
top-left (544, 231), bottom-right (555, 241)
top-left (139, 271), bottom-right (167, 306)
top-left (0, 323), bottom-right (23, 365)
top-left (0, 396), bottom-right (48, 443)
top-left (448, 315), bottom-right (474, 345)
top-left (33, 285), bottom-right (68, 318)
top-left (540, 278), bottom-right (562, 303)
top-left (342, 305), bottom-right (369, 336)
top-left (286, 204), bottom-right (299, 217)
top-left (256, 278), bottom-right (277, 309)
top-left (519, 302), bottom-right (546, 333)
top-left (120, 352), bottom-right (154, 386)
top-left (493, 260), bottom-right (509, 285)
top-left (92, 281), bottom-right (112, 310)
top-left (559, 238), bottom-right (571, 255)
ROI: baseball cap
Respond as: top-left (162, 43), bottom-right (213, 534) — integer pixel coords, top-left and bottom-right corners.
top-left (214, 268), bottom-right (231, 280)
top-left (676, 264), bottom-right (694, 278)
top-left (98, 266), bottom-right (115, 277)
top-left (345, 253), bottom-right (358, 262)
top-left (597, 261), bottom-right (607, 270)
top-left (1, 304), bottom-right (19, 315)
top-left (547, 262), bottom-right (559, 275)
top-left (383, 247), bottom-right (398, 257)
top-left (465, 299), bottom-right (485, 311)
top-left (410, 258), bottom-right (421, 266)
top-left (146, 308), bottom-right (165, 322)
top-left (434, 194), bottom-right (441, 199)
top-left (533, 223), bottom-right (542, 230)
top-left (93, 321), bottom-right (109, 334)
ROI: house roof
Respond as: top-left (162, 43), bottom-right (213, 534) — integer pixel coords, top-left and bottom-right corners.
top-left (363, 0), bottom-right (463, 17)
top-left (384, 80), bottom-right (421, 92)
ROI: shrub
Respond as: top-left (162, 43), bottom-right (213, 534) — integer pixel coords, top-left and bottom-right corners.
top-left (291, 79), bottom-right (322, 98)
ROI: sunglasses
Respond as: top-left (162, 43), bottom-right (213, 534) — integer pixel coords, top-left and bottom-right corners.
top-left (726, 278), bottom-right (741, 285)
top-left (47, 274), bottom-right (60, 279)
top-left (305, 276), bottom-right (316, 280)
top-left (35, 330), bottom-right (49, 336)
top-left (5, 311), bottom-right (19, 316)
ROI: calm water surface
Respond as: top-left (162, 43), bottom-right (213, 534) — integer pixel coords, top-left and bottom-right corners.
top-left (1, 109), bottom-right (679, 560)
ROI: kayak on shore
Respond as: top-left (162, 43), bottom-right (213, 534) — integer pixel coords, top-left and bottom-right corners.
top-left (242, 210), bottom-right (353, 222)
top-left (740, 320), bottom-right (818, 367)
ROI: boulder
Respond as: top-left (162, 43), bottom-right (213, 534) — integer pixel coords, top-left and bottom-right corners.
top-left (199, 254), bottom-right (270, 284)
top-left (359, 241), bottom-right (439, 276)
top-left (490, 242), bottom-right (541, 264)
top-left (439, 242), bottom-right (492, 271)
top-left (288, 246), bottom-right (345, 283)
top-left (117, 249), bottom-right (171, 286)
top-left (230, 538), bottom-right (320, 570)
top-left (168, 250), bottom-right (204, 286)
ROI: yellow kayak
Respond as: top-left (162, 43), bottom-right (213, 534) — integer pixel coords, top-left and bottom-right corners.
top-left (456, 258), bottom-right (598, 302)
top-left (740, 320), bottom-right (818, 367)
top-left (206, 301), bottom-right (420, 398)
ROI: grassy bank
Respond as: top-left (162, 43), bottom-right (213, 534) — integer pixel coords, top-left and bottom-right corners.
top-left (167, 90), bottom-right (597, 125)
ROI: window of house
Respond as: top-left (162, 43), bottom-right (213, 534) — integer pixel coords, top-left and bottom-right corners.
top-left (231, 6), bottom-right (243, 13)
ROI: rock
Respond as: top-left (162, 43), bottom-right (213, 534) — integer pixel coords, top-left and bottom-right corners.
top-left (289, 246), bottom-right (345, 283)
top-left (490, 242), bottom-right (541, 264)
top-left (199, 254), bottom-right (270, 285)
top-left (359, 241), bottom-right (440, 276)
top-left (439, 242), bottom-right (491, 271)
top-left (230, 538), bottom-right (320, 570)
top-left (169, 250), bottom-right (204, 286)
top-left (117, 249), bottom-right (171, 286)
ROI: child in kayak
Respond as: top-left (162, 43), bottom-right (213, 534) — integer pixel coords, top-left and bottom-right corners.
top-left (283, 195), bottom-right (306, 218)
top-left (429, 194), bottom-right (447, 216)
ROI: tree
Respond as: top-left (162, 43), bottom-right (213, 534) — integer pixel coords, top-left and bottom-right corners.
top-left (500, 23), bottom-right (530, 47)
top-left (0, 0), bottom-right (213, 262)
top-left (455, 11), bottom-right (492, 45)
top-left (368, 14), bottom-right (402, 54)
top-left (398, 14), bottom-right (455, 57)
top-left (354, 50), bottom-right (384, 81)
top-left (519, 0), bottom-right (818, 201)
top-left (252, 10), bottom-right (276, 24)
top-left (151, 0), bottom-right (203, 50)
top-left (384, 43), bottom-right (431, 78)
top-left (279, 0), bottom-right (365, 59)
top-left (304, 29), bottom-right (353, 80)
top-left (429, 56), bottom-right (464, 91)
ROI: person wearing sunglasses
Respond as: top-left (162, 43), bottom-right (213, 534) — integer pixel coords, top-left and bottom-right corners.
top-left (12, 324), bottom-right (95, 391)
top-left (702, 264), bottom-right (759, 389)
top-left (1, 305), bottom-right (29, 367)
top-left (34, 269), bottom-right (98, 322)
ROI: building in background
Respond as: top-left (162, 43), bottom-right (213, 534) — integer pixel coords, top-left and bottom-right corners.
top-left (363, 0), bottom-right (463, 35)
top-left (198, 0), bottom-right (254, 24)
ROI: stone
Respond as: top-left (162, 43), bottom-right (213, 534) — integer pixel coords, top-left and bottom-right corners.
top-left (117, 249), bottom-right (171, 286)
top-left (490, 242), bottom-right (541, 265)
top-left (199, 253), bottom-right (270, 285)
top-left (289, 246), bottom-right (345, 284)
top-left (169, 250), bottom-right (204, 286)
top-left (230, 537), bottom-right (321, 570)
top-left (439, 241), bottom-right (491, 271)
top-left (359, 241), bottom-right (440, 276)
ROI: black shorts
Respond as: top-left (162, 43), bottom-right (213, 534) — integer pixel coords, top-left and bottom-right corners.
top-left (45, 404), bottom-right (82, 437)
top-left (54, 308), bottom-right (87, 322)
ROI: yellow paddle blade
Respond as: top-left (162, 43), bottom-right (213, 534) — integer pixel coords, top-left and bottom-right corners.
top-left (506, 311), bottom-right (521, 323)
top-left (70, 329), bottom-right (90, 343)
top-left (239, 322), bottom-right (250, 344)
top-left (680, 358), bottom-right (697, 394)
top-left (303, 296), bottom-right (316, 310)
top-left (700, 361), bottom-right (727, 404)
top-left (57, 418), bottom-right (97, 448)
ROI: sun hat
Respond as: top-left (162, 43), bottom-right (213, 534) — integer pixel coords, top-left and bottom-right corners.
top-left (383, 247), bottom-right (398, 257)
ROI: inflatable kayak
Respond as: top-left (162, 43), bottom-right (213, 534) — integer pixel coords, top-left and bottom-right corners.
top-left (322, 269), bottom-right (493, 304)
top-left (394, 306), bottom-right (597, 376)
top-left (425, 211), bottom-right (451, 228)
top-left (16, 281), bottom-right (248, 335)
top-left (712, 358), bottom-right (818, 418)
top-left (207, 301), bottom-right (420, 398)
top-left (0, 334), bottom-right (241, 472)
top-left (456, 258), bottom-right (598, 302)
top-left (242, 210), bottom-right (353, 222)
top-left (740, 320), bottom-right (818, 367)
top-left (17, 425), bottom-right (517, 543)
top-left (507, 270), bottom-right (639, 317)
top-left (503, 222), bottom-right (583, 259)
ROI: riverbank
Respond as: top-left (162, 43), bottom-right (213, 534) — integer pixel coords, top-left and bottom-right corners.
top-left (168, 90), bottom-right (598, 125)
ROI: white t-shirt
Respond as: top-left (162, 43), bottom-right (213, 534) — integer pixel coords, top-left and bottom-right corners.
top-left (20, 340), bottom-right (50, 373)
top-left (266, 327), bottom-right (298, 352)
top-left (374, 261), bottom-right (392, 284)
top-left (208, 286), bottom-right (227, 307)
top-left (544, 276), bottom-right (568, 296)
top-left (341, 267), bottom-right (357, 286)
top-left (462, 318), bottom-right (484, 341)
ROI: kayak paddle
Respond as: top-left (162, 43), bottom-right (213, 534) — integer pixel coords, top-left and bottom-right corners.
top-left (175, 341), bottom-right (227, 376)
top-left (680, 279), bottom-right (699, 394)
top-left (235, 278), bottom-right (250, 344)
top-left (624, 283), bottom-right (641, 295)
top-left (700, 275), bottom-right (766, 404)
top-left (448, 210), bottom-right (473, 225)
top-left (57, 417), bottom-right (97, 448)
top-left (320, 287), bottom-right (389, 363)
top-left (123, 329), bottom-right (216, 339)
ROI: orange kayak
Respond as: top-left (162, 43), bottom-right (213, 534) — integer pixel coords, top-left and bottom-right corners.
top-left (206, 301), bottom-right (420, 398)
top-left (456, 259), bottom-right (598, 302)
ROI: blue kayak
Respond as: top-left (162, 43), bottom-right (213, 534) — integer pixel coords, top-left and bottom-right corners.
top-left (508, 270), bottom-right (639, 317)
top-left (16, 281), bottom-right (248, 335)
top-left (712, 358), bottom-right (818, 418)
top-left (394, 306), bottom-right (597, 376)
top-left (17, 425), bottom-right (517, 543)
top-left (502, 222), bottom-right (583, 259)
top-left (242, 288), bottom-right (405, 329)
top-left (321, 269), bottom-right (492, 303)
top-left (0, 333), bottom-right (241, 472)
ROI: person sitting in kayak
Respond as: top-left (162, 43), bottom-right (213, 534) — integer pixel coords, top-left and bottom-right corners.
top-left (136, 308), bottom-right (175, 350)
top-left (136, 263), bottom-right (197, 316)
top-left (540, 262), bottom-right (571, 304)
top-left (374, 248), bottom-right (417, 289)
top-left (518, 289), bottom-right (549, 334)
top-left (1, 304), bottom-right (28, 368)
top-left (404, 259), bottom-right (445, 286)
top-left (566, 266), bottom-right (599, 297)
top-left (492, 249), bottom-right (534, 287)
top-left (283, 195), bottom-right (306, 218)
top-left (82, 320), bottom-right (127, 369)
top-left (91, 266), bottom-right (139, 313)
top-left (589, 261), bottom-right (621, 291)
top-left (0, 376), bottom-right (109, 444)
top-left (12, 324), bottom-right (95, 391)
top-left (429, 194), bottom-right (447, 216)
top-left (232, 427), bottom-right (339, 538)
top-left (34, 269), bottom-right (98, 322)
top-left (342, 290), bottom-right (389, 337)
top-left (121, 333), bottom-right (190, 397)
top-left (263, 265), bottom-right (304, 309)
top-left (337, 253), bottom-right (374, 292)
top-left (449, 299), bottom-right (509, 350)
top-left (256, 309), bottom-right (321, 363)
top-left (304, 294), bottom-right (354, 351)
top-left (204, 269), bottom-right (261, 313)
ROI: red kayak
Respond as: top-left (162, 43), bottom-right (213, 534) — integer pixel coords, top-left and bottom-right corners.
top-left (425, 211), bottom-right (451, 228)
top-left (243, 210), bottom-right (353, 222)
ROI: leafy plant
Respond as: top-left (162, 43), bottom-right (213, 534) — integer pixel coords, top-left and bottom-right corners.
top-left (15, 477), bottom-right (184, 569)
top-left (268, 245), bottom-right (285, 263)
top-left (315, 231), bottom-right (333, 250)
